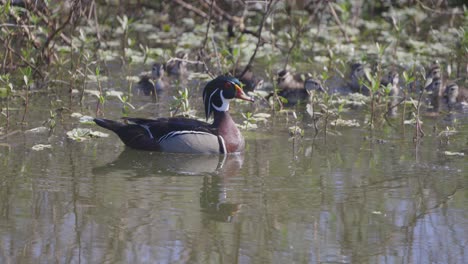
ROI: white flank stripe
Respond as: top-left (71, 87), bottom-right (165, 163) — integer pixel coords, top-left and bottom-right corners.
top-left (218, 135), bottom-right (226, 154)
top-left (140, 125), bottom-right (154, 139)
top-left (158, 130), bottom-right (214, 143)
top-left (207, 88), bottom-right (219, 118)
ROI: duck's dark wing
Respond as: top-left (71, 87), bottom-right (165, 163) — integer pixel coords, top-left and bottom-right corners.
top-left (94, 117), bottom-right (221, 152)
top-left (124, 117), bottom-right (217, 140)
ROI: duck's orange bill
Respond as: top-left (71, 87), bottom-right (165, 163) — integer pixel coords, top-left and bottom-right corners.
top-left (235, 85), bottom-right (254, 102)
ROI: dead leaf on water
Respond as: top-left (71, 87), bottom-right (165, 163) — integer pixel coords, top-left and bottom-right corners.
top-left (32, 144), bottom-right (52, 151)
top-left (67, 128), bottom-right (109, 142)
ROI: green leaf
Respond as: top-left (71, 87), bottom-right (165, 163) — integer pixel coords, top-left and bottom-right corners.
top-left (0, 87), bottom-right (9, 98)
top-left (162, 24), bottom-right (171, 32)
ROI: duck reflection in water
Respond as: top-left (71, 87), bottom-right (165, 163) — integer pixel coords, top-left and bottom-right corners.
top-left (199, 154), bottom-right (244, 222)
top-left (93, 148), bottom-right (242, 175)
top-left (92, 149), bottom-right (244, 222)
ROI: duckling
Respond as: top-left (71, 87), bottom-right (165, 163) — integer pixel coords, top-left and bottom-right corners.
top-left (444, 83), bottom-right (468, 110)
top-left (272, 70), bottom-right (325, 105)
top-left (425, 77), bottom-right (443, 111)
top-left (165, 52), bottom-right (188, 78)
top-left (348, 63), bottom-right (371, 95)
top-left (381, 71), bottom-right (400, 116)
top-left (135, 63), bottom-right (166, 96)
top-left (424, 63), bottom-right (442, 90)
top-left (277, 69), bottom-right (309, 90)
top-left (233, 66), bottom-right (264, 93)
top-left (304, 78), bottom-right (326, 97)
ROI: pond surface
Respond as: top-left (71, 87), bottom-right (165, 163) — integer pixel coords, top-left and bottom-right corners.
top-left (0, 81), bottom-right (466, 263)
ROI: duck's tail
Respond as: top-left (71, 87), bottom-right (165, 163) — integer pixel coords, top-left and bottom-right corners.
top-left (94, 118), bottom-right (124, 132)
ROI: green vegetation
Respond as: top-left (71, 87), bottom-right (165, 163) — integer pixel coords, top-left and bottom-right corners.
top-left (0, 0), bottom-right (466, 141)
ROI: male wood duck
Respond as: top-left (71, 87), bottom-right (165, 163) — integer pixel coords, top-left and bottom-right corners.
top-left (94, 76), bottom-right (254, 154)
top-left (135, 63), bottom-right (166, 96)
top-left (271, 70), bottom-right (324, 105)
top-left (348, 63), bottom-right (371, 95)
top-left (444, 83), bottom-right (468, 110)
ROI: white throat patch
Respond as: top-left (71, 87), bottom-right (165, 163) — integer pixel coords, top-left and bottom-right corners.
top-left (212, 90), bottom-right (230, 112)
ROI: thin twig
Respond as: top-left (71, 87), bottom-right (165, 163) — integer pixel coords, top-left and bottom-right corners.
top-left (41, 7), bottom-right (74, 60)
top-left (210, 33), bottom-right (222, 74)
top-left (327, 1), bottom-right (350, 42)
top-left (240, 0), bottom-right (278, 77)
top-left (2, 39), bottom-right (44, 78)
top-left (166, 57), bottom-right (206, 66)
top-left (173, 0), bottom-right (209, 19)
top-left (284, 18), bottom-right (307, 69)
top-left (201, 0), bottom-right (214, 51)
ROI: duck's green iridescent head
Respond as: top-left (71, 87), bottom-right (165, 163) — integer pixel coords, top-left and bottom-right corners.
top-left (202, 75), bottom-right (254, 120)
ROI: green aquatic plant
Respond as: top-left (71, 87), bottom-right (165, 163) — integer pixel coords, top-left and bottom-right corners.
top-left (171, 87), bottom-right (191, 117)
top-left (106, 91), bottom-right (135, 116)
top-left (20, 67), bottom-right (32, 124)
top-left (401, 70), bottom-right (416, 126)
top-left (241, 112), bottom-right (256, 130)
top-left (0, 74), bottom-right (13, 126)
top-left (93, 65), bottom-right (105, 114)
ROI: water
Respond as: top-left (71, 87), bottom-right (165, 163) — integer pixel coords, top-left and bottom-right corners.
top-left (0, 88), bottom-right (466, 263)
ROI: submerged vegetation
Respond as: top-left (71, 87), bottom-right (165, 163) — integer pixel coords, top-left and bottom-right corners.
top-left (0, 0), bottom-right (467, 145)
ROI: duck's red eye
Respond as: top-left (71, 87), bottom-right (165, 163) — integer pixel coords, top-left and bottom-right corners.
top-left (224, 82), bottom-right (232, 89)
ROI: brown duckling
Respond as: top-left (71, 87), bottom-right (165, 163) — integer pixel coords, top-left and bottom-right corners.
top-left (272, 70), bottom-right (325, 105)
top-left (425, 77), bottom-right (443, 111)
top-left (233, 66), bottom-right (264, 93)
top-left (424, 63), bottom-right (442, 90)
top-left (277, 69), bottom-right (309, 90)
top-left (304, 78), bottom-right (326, 97)
top-left (348, 63), bottom-right (371, 95)
top-left (165, 52), bottom-right (188, 78)
top-left (135, 63), bottom-right (166, 96)
top-left (444, 83), bottom-right (468, 110)
top-left (381, 71), bottom-right (400, 116)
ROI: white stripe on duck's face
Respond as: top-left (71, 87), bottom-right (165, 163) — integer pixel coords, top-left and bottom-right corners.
top-left (205, 88), bottom-right (231, 119)
top-left (212, 90), bottom-right (230, 112)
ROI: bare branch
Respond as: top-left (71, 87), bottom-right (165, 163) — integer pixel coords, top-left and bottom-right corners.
top-left (327, 2), bottom-right (350, 43)
top-left (173, 0), bottom-right (209, 19)
top-left (239, 0), bottom-right (278, 77)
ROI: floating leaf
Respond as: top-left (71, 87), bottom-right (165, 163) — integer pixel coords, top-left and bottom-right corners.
top-left (404, 119), bottom-right (422, 125)
top-left (331, 118), bottom-right (360, 127)
top-left (251, 113), bottom-right (271, 123)
top-left (288, 126), bottom-right (304, 137)
top-left (67, 128), bottom-right (109, 142)
top-left (31, 144), bottom-right (52, 151)
top-left (443, 151), bottom-right (464, 157)
top-left (79, 115), bottom-right (95, 124)
top-left (71, 112), bottom-right (83, 118)
top-left (438, 128), bottom-right (457, 137)
top-left (84, 89), bottom-right (101, 98)
top-left (241, 122), bottom-right (258, 130)
top-left (25, 126), bottom-right (48, 134)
